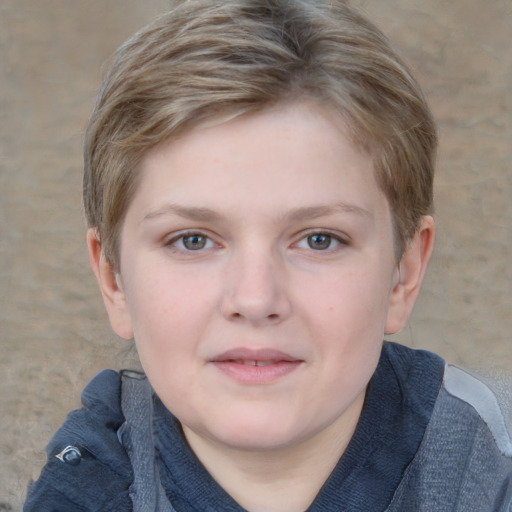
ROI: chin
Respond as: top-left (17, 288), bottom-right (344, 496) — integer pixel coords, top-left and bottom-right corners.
top-left (205, 414), bottom-right (308, 452)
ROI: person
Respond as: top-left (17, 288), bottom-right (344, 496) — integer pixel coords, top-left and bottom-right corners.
top-left (24, 1), bottom-right (512, 510)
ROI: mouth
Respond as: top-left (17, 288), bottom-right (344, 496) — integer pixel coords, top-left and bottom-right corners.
top-left (232, 359), bottom-right (282, 367)
top-left (209, 348), bottom-right (303, 384)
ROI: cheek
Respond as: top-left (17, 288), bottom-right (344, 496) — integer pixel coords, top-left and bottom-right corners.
top-left (124, 263), bottom-right (206, 325)
top-left (300, 264), bottom-right (392, 340)
top-left (125, 274), bottom-right (210, 402)
top-left (122, 267), bottom-right (221, 375)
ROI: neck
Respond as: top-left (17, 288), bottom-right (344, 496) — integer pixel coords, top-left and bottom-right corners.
top-left (182, 392), bottom-right (364, 512)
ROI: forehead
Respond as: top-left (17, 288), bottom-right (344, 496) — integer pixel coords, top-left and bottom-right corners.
top-left (130, 101), bottom-right (389, 225)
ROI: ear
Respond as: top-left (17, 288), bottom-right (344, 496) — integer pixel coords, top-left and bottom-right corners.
top-left (385, 216), bottom-right (435, 335)
top-left (87, 229), bottom-right (134, 340)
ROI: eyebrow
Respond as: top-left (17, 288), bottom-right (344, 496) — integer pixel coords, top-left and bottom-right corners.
top-left (142, 202), bottom-right (372, 224)
top-left (142, 204), bottom-right (221, 223)
top-left (283, 203), bottom-right (372, 223)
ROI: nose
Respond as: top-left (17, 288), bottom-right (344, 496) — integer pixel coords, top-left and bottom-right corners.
top-left (220, 248), bottom-right (292, 326)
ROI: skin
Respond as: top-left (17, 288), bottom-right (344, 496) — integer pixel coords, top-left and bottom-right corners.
top-left (89, 101), bottom-right (434, 511)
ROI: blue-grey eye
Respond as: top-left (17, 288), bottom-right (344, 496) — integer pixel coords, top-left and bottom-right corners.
top-left (182, 234), bottom-right (208, 250)
top-left (307, 233), bottom-right (333, 250)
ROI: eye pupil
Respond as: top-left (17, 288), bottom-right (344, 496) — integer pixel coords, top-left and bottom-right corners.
top-left (307, 234), bottom-right (331, 250)
top-left (183, 234), bottom-right (207, 250)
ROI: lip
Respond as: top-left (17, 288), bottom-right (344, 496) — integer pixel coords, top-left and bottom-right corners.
top-left (209, 348), bottom-right (304, 385)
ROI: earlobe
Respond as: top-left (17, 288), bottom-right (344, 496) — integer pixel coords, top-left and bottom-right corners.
top-left (86, 229), bottom-right (134, 340)
top-left (385, 216), bottom-right (435, 335)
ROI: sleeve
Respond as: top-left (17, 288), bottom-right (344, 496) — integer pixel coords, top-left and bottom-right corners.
top-left (23, 370), bottom-right (133, 512)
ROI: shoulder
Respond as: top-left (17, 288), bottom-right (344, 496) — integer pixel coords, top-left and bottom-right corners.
top-left (380, 343), bottom-right (512, 455)
top-left (441, 365), bottom-right (512, 457)
top-left (388, 363), bottom-right (512, 512)
top-left (24, 370), bottom-right (133, 512)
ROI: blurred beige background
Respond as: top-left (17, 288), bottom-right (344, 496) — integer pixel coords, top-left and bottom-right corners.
top-left (1, 0), bottom-right (511, 509)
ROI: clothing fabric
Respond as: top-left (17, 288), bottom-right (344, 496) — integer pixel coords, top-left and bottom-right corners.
top-left (24, 342), bottom-right (512, 511)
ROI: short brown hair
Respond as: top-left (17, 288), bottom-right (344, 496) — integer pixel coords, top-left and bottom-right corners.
top-left (83, 0), bottom-right (437, 268)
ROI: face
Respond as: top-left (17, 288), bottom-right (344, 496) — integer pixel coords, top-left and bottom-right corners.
top-left (104, 102), bottom-right (413, 453)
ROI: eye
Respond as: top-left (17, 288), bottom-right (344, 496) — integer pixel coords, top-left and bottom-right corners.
top-left (169, 233), bottom-right (215, 251)
top-left (307, 233), bottom-right (333, 250)
top-left (295, 232), bottom-right (344, 251)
